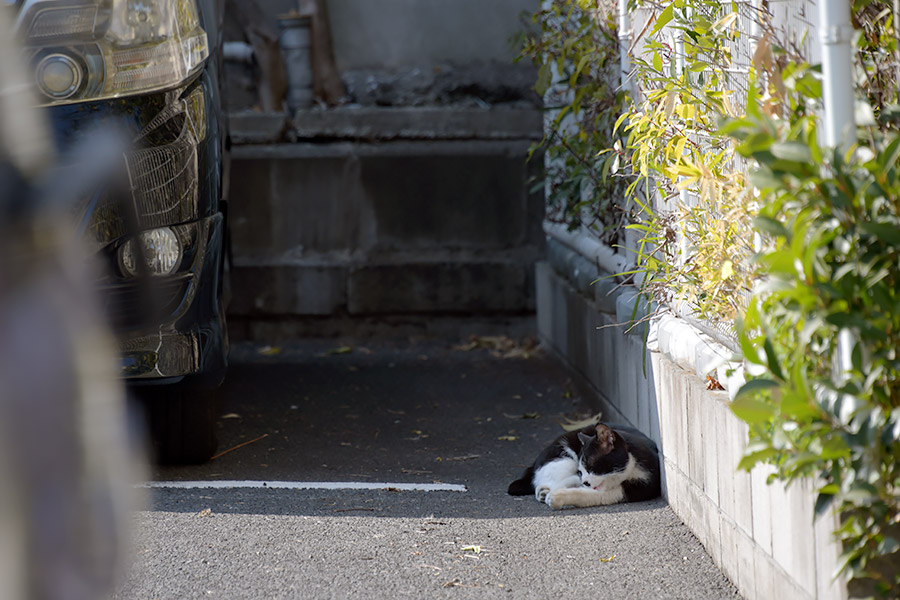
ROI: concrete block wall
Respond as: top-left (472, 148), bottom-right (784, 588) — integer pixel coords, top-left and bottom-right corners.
top-left (226, 124), bottom-right (544, 333)
top-left (536, 234), bottom-right (849, 600)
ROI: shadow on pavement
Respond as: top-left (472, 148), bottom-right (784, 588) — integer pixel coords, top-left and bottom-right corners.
top-left (148, 340), bottom-right (670, 520)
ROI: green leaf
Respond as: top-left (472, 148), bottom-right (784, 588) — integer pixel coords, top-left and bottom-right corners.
top-left (781, 391), bottom-right (820, 420)
top-left (737, 131), bottom-right (774, 155)
top-left (569, 54), bottom-right (590, 87)
top-left (759, 250), bottom-right (797, 276)
top-left (878, 537), bottom-right (900, 555)
top-left (859, 221), bottom-right (900, 245)
top-left (763, 337), bottom-right (786, 381)
top-left (794, 72), bottom-right (822, 99)
top-left (737, 447), bottom-right (779, 470)
top-left (819, 437), bottom-right (849, 460)
top-left (815, 491), bottom-right (834, 516)
top-left (770, 158), bottom-right (814, 177)
top-left (535, 63), bottom-right (552, 96)
top-left (652, 3), bottom-right (675, 35)
top-left (843, 482), bottom-right (878, 504)
top-left (770, 141), bottom-right (813, 162)
top-left (731, 391), bottom-right (777, 424)
top-left (739, 335), bottom-right (764, 366)
top-left (688, 60), bottom-right (709, 72)
top-left (878, 135), bottom-right (900, 171)
top-left (613, 112), bottom-right (629, 135)
top-left (749, 166), bottom-right (782, 190)
top-left (735, 378), bottom-right (780, 399)
top-left (754, 216), bottom-right (790, 240)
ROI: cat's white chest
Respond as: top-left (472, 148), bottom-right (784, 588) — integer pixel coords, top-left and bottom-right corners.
top-left (532, 453), bottom-right (580, 502)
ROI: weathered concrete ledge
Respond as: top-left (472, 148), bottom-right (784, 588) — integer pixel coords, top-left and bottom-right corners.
top-left (228, 107), bottom-right (543, 145)
top-left (536, 229), bottom-right (848, 600)
top-left (291, 107), bottom-right (543, 141)
top-left (228, 111), bottom-right (290, 145)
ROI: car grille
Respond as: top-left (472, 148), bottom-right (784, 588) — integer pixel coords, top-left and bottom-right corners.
top-left (128, 124), bottom-right (199, 229)
top-left (100, 274), bottom-right (192, 331)
top-left (78, 87), bottom-right (204, 246)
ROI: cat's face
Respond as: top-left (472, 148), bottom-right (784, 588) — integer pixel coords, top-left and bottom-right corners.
top-left (576, 424), bottom-right (629, 490)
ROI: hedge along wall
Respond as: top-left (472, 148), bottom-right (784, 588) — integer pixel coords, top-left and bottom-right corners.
top-left (529, 1), bottom-right (857, 597)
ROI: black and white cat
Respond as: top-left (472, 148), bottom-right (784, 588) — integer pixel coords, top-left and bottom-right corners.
top-left (508, 422), bottom-right (661, 509)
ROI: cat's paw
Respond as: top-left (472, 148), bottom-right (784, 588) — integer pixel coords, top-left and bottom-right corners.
top-left (547, 490), bottom-right (570, 510)
top-left (535, 485), bottom-right (551, 502)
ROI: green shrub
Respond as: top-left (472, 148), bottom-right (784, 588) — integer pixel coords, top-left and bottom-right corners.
top-left (518, 0), bottom-right (627, 245)
top-left (728, 102), bottom-right (900, 595)
top-left (522, 1), bottom-right (900, 593)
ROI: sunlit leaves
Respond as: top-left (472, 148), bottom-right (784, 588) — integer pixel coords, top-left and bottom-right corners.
top-left (733, 115), bottom-right (900, 595)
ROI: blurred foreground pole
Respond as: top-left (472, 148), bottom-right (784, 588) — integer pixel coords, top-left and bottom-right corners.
top-left (0, 11), bottom-right (143, 600)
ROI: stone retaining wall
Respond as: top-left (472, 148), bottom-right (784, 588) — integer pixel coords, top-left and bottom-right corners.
top-left (225, 108), bottom-right (544, 337)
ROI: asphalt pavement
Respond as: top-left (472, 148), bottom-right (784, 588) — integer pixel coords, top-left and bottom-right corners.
top-left (114, 338), bottom-right (741, 599)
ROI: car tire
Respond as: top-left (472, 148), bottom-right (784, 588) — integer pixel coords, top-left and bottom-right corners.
top-left (135, 386), bottom-right (219, 464)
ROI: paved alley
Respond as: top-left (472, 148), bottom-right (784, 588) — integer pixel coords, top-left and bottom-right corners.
top-left (116, 339), bottom-right (741, 599)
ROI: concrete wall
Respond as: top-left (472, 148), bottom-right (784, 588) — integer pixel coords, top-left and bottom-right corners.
top-left (327, 0), bottom-right (534, 70)
top-left (249, 0), bottom-right (535, 70)
top-left (536, 231), bottom-right (849, 600)
top-left (225, 108), bottom-right (544, 336)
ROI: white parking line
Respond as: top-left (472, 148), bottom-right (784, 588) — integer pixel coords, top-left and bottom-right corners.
top-left (141, 480), bottom-right (467, 492)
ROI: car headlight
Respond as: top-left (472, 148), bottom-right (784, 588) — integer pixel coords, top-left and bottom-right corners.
top-left (16, 0), bottom-right (208, 106)
top-left (119, 227), bottom-right (182, 277)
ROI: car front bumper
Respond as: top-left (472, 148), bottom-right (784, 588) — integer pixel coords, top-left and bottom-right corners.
top-left (115, 211), bottom-right (226, 383)
top-left (47, 74), bottom-right (228, 387)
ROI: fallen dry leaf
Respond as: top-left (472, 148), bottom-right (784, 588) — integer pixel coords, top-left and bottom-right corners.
top-left (497, 435), bottom-right (518, 441)
top-left (451, 335), bottom-right (540, 359)
top-left (460, 545), bottom-right (482, 554)
top-left (323, 346), bottom-right (353, 356)
top-left (558, 412), bottom-right (603, 432)
top-left (504, 412), bottom-right (540, 420)
top-left (444, 454), bottom-right (481, 461)
top-left (706, 375), bottom-right (725, 390)
top-left (599, 555), bottom-right (615, 562)
top-left (257, 345), bottom-right (281, 356)
top-left (197, 508), bottom-right (212, 517)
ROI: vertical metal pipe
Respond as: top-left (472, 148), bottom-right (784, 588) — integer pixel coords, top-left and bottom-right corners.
top-left (618, 0), bottom-right (631, 91)
top-left (819, 0), bottom-right (856, 151)
top-left (819, 0), bottom-right (856, 381)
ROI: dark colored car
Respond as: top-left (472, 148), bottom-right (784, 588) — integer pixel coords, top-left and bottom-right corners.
top-left (12, 0), bottom-right (230, 463)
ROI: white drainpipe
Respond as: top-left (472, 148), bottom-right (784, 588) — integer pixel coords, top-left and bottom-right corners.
top-left (618, 0), bottom-right (631, 92)
top-left (818, 0), bottom-right (856, 383)
top-left (819, 0), bottom-right (856, 151)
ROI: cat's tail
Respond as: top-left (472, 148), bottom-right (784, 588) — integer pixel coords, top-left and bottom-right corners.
top-left (507, 467), bottom-right (535, 496)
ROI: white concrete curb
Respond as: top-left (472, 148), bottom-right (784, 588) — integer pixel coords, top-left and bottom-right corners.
top-left (543, 221), bottom-right (630, 277)
top-left (545, 224), bottom-right (745, 398)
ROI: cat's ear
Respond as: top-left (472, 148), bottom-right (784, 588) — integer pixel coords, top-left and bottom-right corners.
top-left (595, 423), bottom-right (616, 453)
top-left (577, 432), bottom-right (596, 447)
